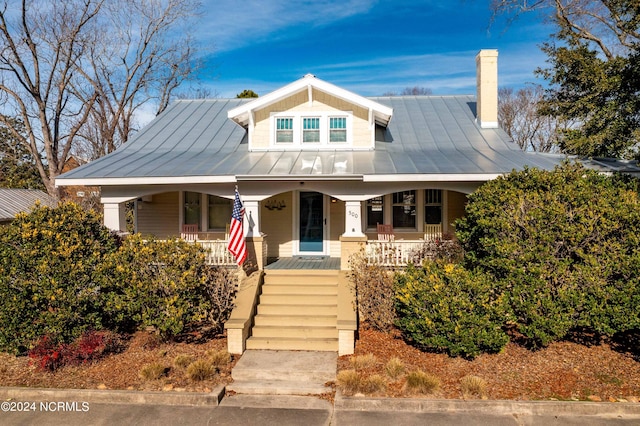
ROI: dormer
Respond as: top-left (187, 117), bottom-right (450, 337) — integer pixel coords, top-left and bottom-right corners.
top-left (227, 74), bottom-right (393, 151)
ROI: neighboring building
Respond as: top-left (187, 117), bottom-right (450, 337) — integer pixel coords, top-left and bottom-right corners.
top-left (55, 50), bottom-right (639, 355)
top-left (0, 188), bottom-right (56, 224)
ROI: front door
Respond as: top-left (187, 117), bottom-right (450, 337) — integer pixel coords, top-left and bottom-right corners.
top-left (299, 191), bottom-right (324, 254)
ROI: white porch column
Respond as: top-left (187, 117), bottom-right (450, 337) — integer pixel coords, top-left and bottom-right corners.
top-left (103, 203), bottom-right (126, 232)
top-left (343, 200), bottom-right (365, 237)
top-left (243, 199), bottom-right (261, 237)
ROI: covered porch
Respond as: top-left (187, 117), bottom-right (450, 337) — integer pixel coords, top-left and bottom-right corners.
top-left (98, 181), bottom-right (476, 270)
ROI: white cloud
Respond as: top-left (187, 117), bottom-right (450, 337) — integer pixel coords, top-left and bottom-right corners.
top-left (198, 0), bottom-right (376, 52)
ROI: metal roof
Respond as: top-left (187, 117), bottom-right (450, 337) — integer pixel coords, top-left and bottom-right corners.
top-left (0, 189), bottom-right (57, 222)
top-left (55, 95), bottom-right (634, 186)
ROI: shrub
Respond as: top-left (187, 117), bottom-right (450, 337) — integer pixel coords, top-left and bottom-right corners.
top-left (405, 370), bottom-right (440, 395)
top-left (28, 330), bottom-right (123, 371)
top-left (384, 357), bottom-right (405, 380)
top-left (98, 234), bottom-right (232, 338)
top-left (139, 362), bottom-right (168, 381)
top-left (460, 375), bottom-right (488, 399)
top-left (349, 249), bottom-right (396, 331)
top-left (186, 359), bottom-right (216, 381)
top-left (0, 203), bottom-right (119, 353)
top-left (456, 162), bottom-right (640, 347)
top-left (395, 262), bottom-right (509, 358)
top-left (407, 238), bottom-right (465, 265)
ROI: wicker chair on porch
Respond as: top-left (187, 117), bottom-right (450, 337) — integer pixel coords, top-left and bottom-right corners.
top-left (181, 224), bottom-right (198, 242)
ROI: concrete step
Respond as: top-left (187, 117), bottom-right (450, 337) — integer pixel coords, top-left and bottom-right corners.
top-left (245, 337), bottom-right (338, 351)
top-left (251, 325), bottom-right (338, 339)
top-left (231, 350), bottom-right (337, 382)
top-left (261, 284), bottom-right (338, 295)
top-left (257, 303), bottom-right (337, 316)
top-left (253, 314), bottom-right (337, 327)
top-left (226, 380), bottom-right (331, 396)
top-left (258, 294), bottom-right (337, 305)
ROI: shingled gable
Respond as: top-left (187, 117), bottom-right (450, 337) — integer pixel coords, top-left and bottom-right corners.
top-left (227, 74), bottom-right (393, 128)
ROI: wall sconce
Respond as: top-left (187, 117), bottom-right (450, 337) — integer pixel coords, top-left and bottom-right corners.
top-left (265, 199), bottom-right (286, 210)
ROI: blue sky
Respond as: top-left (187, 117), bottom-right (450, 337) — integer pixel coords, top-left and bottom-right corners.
top-left (195, 0), bottom-right (555, 98)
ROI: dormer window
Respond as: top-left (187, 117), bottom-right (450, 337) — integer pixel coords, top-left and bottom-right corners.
top-left (276, 118), bottom-right (293, 143)
top-left (303, 117), bottom-right (320, 143)
top-left (272, 112), bottom-right (352, 148)
top-left (330, 117), bottom-right (347, 142)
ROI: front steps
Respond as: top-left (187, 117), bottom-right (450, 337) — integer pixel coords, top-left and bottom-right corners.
top-left (246, 269), bottom-right (339, 352)
top-left (227, 350), bottom-right (336, 395)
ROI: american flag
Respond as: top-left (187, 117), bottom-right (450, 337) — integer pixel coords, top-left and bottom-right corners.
top-left (227, 189), bottom-right (246, 265)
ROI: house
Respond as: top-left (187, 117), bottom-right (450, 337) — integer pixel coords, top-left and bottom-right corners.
top-left (0, 188), bottom-right (57, 224)
top-left (55, 50), bottom-right (636, 355)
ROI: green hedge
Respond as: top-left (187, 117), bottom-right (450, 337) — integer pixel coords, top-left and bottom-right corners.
top-left (395, 262), bottom-right (508, 358)
top-left (456, 162), bottom-right (640, 347)
top-left (0, 202), bottom-right (236, 353)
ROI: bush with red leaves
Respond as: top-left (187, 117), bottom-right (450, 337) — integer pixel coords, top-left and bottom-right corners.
top-left (28, 330), bottom-right (124, 371)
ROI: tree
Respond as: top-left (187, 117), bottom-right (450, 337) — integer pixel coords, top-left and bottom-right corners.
top-left (498, 85), bottom-right (567, 152)
top-left (491, 1), bottom-right (640, 159)
top-left (236, 89), bottom-right (259, 98)
top-left (0, 0), bottom-right (201, 196)
top-left (0, 116), bottom-right (43, 189)
top-left (382, 86), bottom-right (433, 96)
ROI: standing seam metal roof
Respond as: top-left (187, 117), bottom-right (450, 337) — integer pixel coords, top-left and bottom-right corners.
top-left (56, 96), bottom-right (586, 183)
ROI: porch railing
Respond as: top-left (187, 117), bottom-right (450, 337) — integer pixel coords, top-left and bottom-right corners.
top-left (196, 240), bottom-right (237, 266)
top-left (365, 239), bottom-right (456, 268)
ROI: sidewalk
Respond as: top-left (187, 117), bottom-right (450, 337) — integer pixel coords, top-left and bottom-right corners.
top-left (1, 385), bottom-right (639, 425)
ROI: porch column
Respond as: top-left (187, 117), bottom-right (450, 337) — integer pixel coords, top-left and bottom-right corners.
top-left (243, 200), bottom-right (261, 237)
top-left (343, 200), bottom-right (364, 237)
top-left (103, 202), bottom-right (126, 232)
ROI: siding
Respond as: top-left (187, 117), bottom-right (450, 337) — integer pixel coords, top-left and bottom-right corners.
top-left (252, 89), bottom-right (371, 150)
top-left (261, 192), bottom-right (294, 258)
top-left (136, 192), bottom-right (179, 238)
top-left (447, 190), bottom-right (468, 234)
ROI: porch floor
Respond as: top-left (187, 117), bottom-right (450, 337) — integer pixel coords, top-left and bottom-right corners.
top-left (265, 257), bottom-right (340, 270)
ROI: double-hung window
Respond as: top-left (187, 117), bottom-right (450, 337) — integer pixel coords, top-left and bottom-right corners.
top-left (329, 117), bottom-right (347, 142)
top-left (303, 117), bottom-right (320, 143)
top-left (276, 117), bottom-right (293, 143)
top-left (424, 189), bottom-right (442, 224)
top-left (392, 190), bottom-right (416, 229)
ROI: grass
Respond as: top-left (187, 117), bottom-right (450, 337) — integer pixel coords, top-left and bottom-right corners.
top-left (206, 349), bottom-right (230, 368)
top-left (405, 370), bottom-right (440, 395)
top-left (384, 357), bottom-right (405, 380)
top-left (173, 354), bottom-right (194, 369)
top-left (350, 353), bottom-right (377, 370)
top-left (186, 359), bottom-right (217, 381)
top-left (139, 362), bottom-right (168, 381)
top-left (337, 370), bottom-right (361, 396)
top-left (460, 375), bottom-right (488, 399)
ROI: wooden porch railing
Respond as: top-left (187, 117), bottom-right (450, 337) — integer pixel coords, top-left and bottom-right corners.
top-left (196, 240), bottom-right (237, 266)
top-left (365, 239), bottom-right (455, 268)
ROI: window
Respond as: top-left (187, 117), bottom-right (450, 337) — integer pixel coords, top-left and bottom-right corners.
top-left (276, 117), bottom-right (293, 143)
top-left (392, 190), bottom-right (416, 228)
top-left (271, 112), bottom-right (352, 147)
top-left (329, 117), bottom-right (347, 142)
top-left (208, 195), bottom-right (232, 230)
top-left (183, 191), bottom-right (201, 230)
top-left (366, 196), bottom-right (384, 229)
top-left (302, 117), bottom-right (320, 143)
top-left (425, 189), bottom-right (442, 224)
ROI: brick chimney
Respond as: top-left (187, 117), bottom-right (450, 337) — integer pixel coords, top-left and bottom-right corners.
top-left (475, 49), bottom-right (499, 129)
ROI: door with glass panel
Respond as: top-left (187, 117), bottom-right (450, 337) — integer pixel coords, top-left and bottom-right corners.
top-left (299, 191), bottom-right (325, 253)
